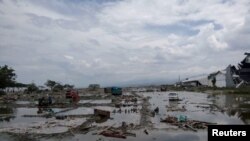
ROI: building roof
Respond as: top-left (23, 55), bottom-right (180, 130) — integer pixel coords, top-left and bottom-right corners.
top-left (208, 70), bottom-right (226, 79)
top-left (182, 75), bottom-right (208, 83)
top-left (244, 52), bottom-right (250, 56)
top-left (181, 74), bottom-right (209, 86)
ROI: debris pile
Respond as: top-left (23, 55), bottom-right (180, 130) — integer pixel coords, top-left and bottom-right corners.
top-left (100, 129), bottom-right (126, 139)
top-left (99, 125), bottom-right (136, 139)
top-left (2, 96), bottom-right (17, 103)
top-left (166, 105), bottom-right (187, 112)
top-left (112, 108), bottom-right (139, 114)
top-left (115, 95), bottom-right (139, 107)
top-left (0, 117), bottom-right (86, 134)
top-left (94, 108), bottom-right (111, 123)
top-left (161, 115), bottom-right (215, 131)
top-left (94, 109), bottom-right (110, 118)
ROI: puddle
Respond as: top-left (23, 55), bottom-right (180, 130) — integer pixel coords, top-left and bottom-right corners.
top-left (122, 92), bottom-right (132, 95)
top-left (140, 92), bottom-right (247, 129)
top-left (15, 101), bottom-right (30, 105)
top-left (78, 100), bottom-right (92, 104)
top-left (15, 101), bottom-right (38, 105)
top-left (91, 100), bottom-right (111, 104)
top-left (0, 107), bottom-right (15, 115)
top-left (121, 100), bottom-right (142, 105)
top-left (0, 117), bottom-right (43, 128)
top-left (58, 107), bottom-right (93, 116)
top-left (0, 107), bottom-right (16, 123)
top-left (79, 94), bottom-right (93, 97)
top-left (94, 106), bottom-right (113, 111)
top-left (0, 118), bottom-right (86, 134)
top-left (79, 99), bottom-right (111, 104)
top-left (0, 106), bottom-right (86, 134)
top-left (0, 107), bottom-right (65, 128)
top-left (93, 105), bottom-right (141, 127)
top-left (1, 91), bottom-right (250, 140)
top-left (36, 129), bottom-right (207, 141)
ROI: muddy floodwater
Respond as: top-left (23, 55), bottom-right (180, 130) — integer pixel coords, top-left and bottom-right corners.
top-left (0, 91), bottom-right (250, 141)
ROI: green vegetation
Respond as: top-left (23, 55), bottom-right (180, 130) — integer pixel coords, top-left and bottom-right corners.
top-left (0, 65), bottom-right (16, 89)
top-left (0, 65), bottom-right (74, 94)
top-left (26, 83), bottom-right (39, 93)
top-left (45, 80), bottom-right (74, 92)
top-left (45, 80), bottom-right (57, 90)
top-left (0, 90), bottom-right (5, 96)
top-left (0, 65), bottom-right (30, 95)
top-left (53, 83), bottom-right (64, 91)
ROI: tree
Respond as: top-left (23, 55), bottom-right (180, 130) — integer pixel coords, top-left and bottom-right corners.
top-left (14, 82), bottom-right (28, 87)
top-left (53, 83), bottom-right (64, 91)
top-left (64, 84), bottom-right (74, 89)
top-left (26, 83), bottom-right (39, 93)
top-left (45, 80), bottom-right (56, 90)
top-left (0, 65), bottom-right (16, 89)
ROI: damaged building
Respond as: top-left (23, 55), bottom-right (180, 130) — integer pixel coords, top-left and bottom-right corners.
top-left (238, 52), bottom-right (250, 83)
top-left (88, 84), bottom-right (100, 91)
top-left (181, 75), bottom-right (209, 87)
top-left (207, 65), bottom-right (240, 88)
top-left (180, 53), bottom-right (249, 88)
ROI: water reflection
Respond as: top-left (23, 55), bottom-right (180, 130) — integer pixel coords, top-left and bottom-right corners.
top-left (0, 106), bottom-right (16, 122)
top-left (0, 107), bottom-right (15, 114)
top-left (94, 116), bottom-right (109, 123)
top-left (141, 92), bottom-right (248, 126)
top-left (210, 94), bottom-right (250, 124)
top-left (169, 101), bottom-right (179, 108)
top-left (37, 107), bottom-right (54, 115)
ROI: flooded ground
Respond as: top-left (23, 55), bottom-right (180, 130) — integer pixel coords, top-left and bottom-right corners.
top-left (79, 99), bottom-right (112, 104)
top-left (141, 92), bottom-right (246, 129)
top-left (0, 91), bottom-right (250, 141)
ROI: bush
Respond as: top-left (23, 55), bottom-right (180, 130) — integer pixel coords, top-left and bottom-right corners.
top-left (0, 90), bottom-right (6, 96)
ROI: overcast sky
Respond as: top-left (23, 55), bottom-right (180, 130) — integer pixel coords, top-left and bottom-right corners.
top-left (0, 0), bottom-right (249, 87)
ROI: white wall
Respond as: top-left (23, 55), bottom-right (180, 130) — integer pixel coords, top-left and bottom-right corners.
top-left (208, 73), bottom-right (226, 87)
top-left (198, 77), bottom-right (209, 86)
top-left (215, 73), bottom-right (226, 87)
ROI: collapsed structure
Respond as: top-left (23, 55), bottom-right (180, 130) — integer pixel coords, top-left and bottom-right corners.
top-left (181, 53), bottom-right (250, 88)
top-left (238, 52), bottom-right (250, 83)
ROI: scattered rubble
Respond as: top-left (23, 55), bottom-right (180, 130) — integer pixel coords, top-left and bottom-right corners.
top-left (99, 125), bottom-right (136, 139)
top-left (100, 129), bottom-right (126, 139)
top-left (166, 105), bottom-right (187, 112)
top-left (0, 118), bottom-right (86, 134)
top-left (94, 109), bottom-right (110, 118)
top-left (0, 89), bottom-right (248, 140)
top-left (161, 115), bottom-right (216, 131)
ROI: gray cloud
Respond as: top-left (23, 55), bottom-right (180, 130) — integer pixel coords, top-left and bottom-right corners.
top-left (144, 23), bottom-right (200, 36)
top-left (226, 14), bottom-right (250, 50)
top-left (0, 0), bottom-right (249, 87)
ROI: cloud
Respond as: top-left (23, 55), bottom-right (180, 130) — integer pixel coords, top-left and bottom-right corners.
top-left (207, 35), bottom-right (228, 51)
top-left (226, 13), bottom-right (250, 50)
top-left (0, 0), bottom-right (249, 87)
top-left (64, 55), bottom-right (74, 60)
